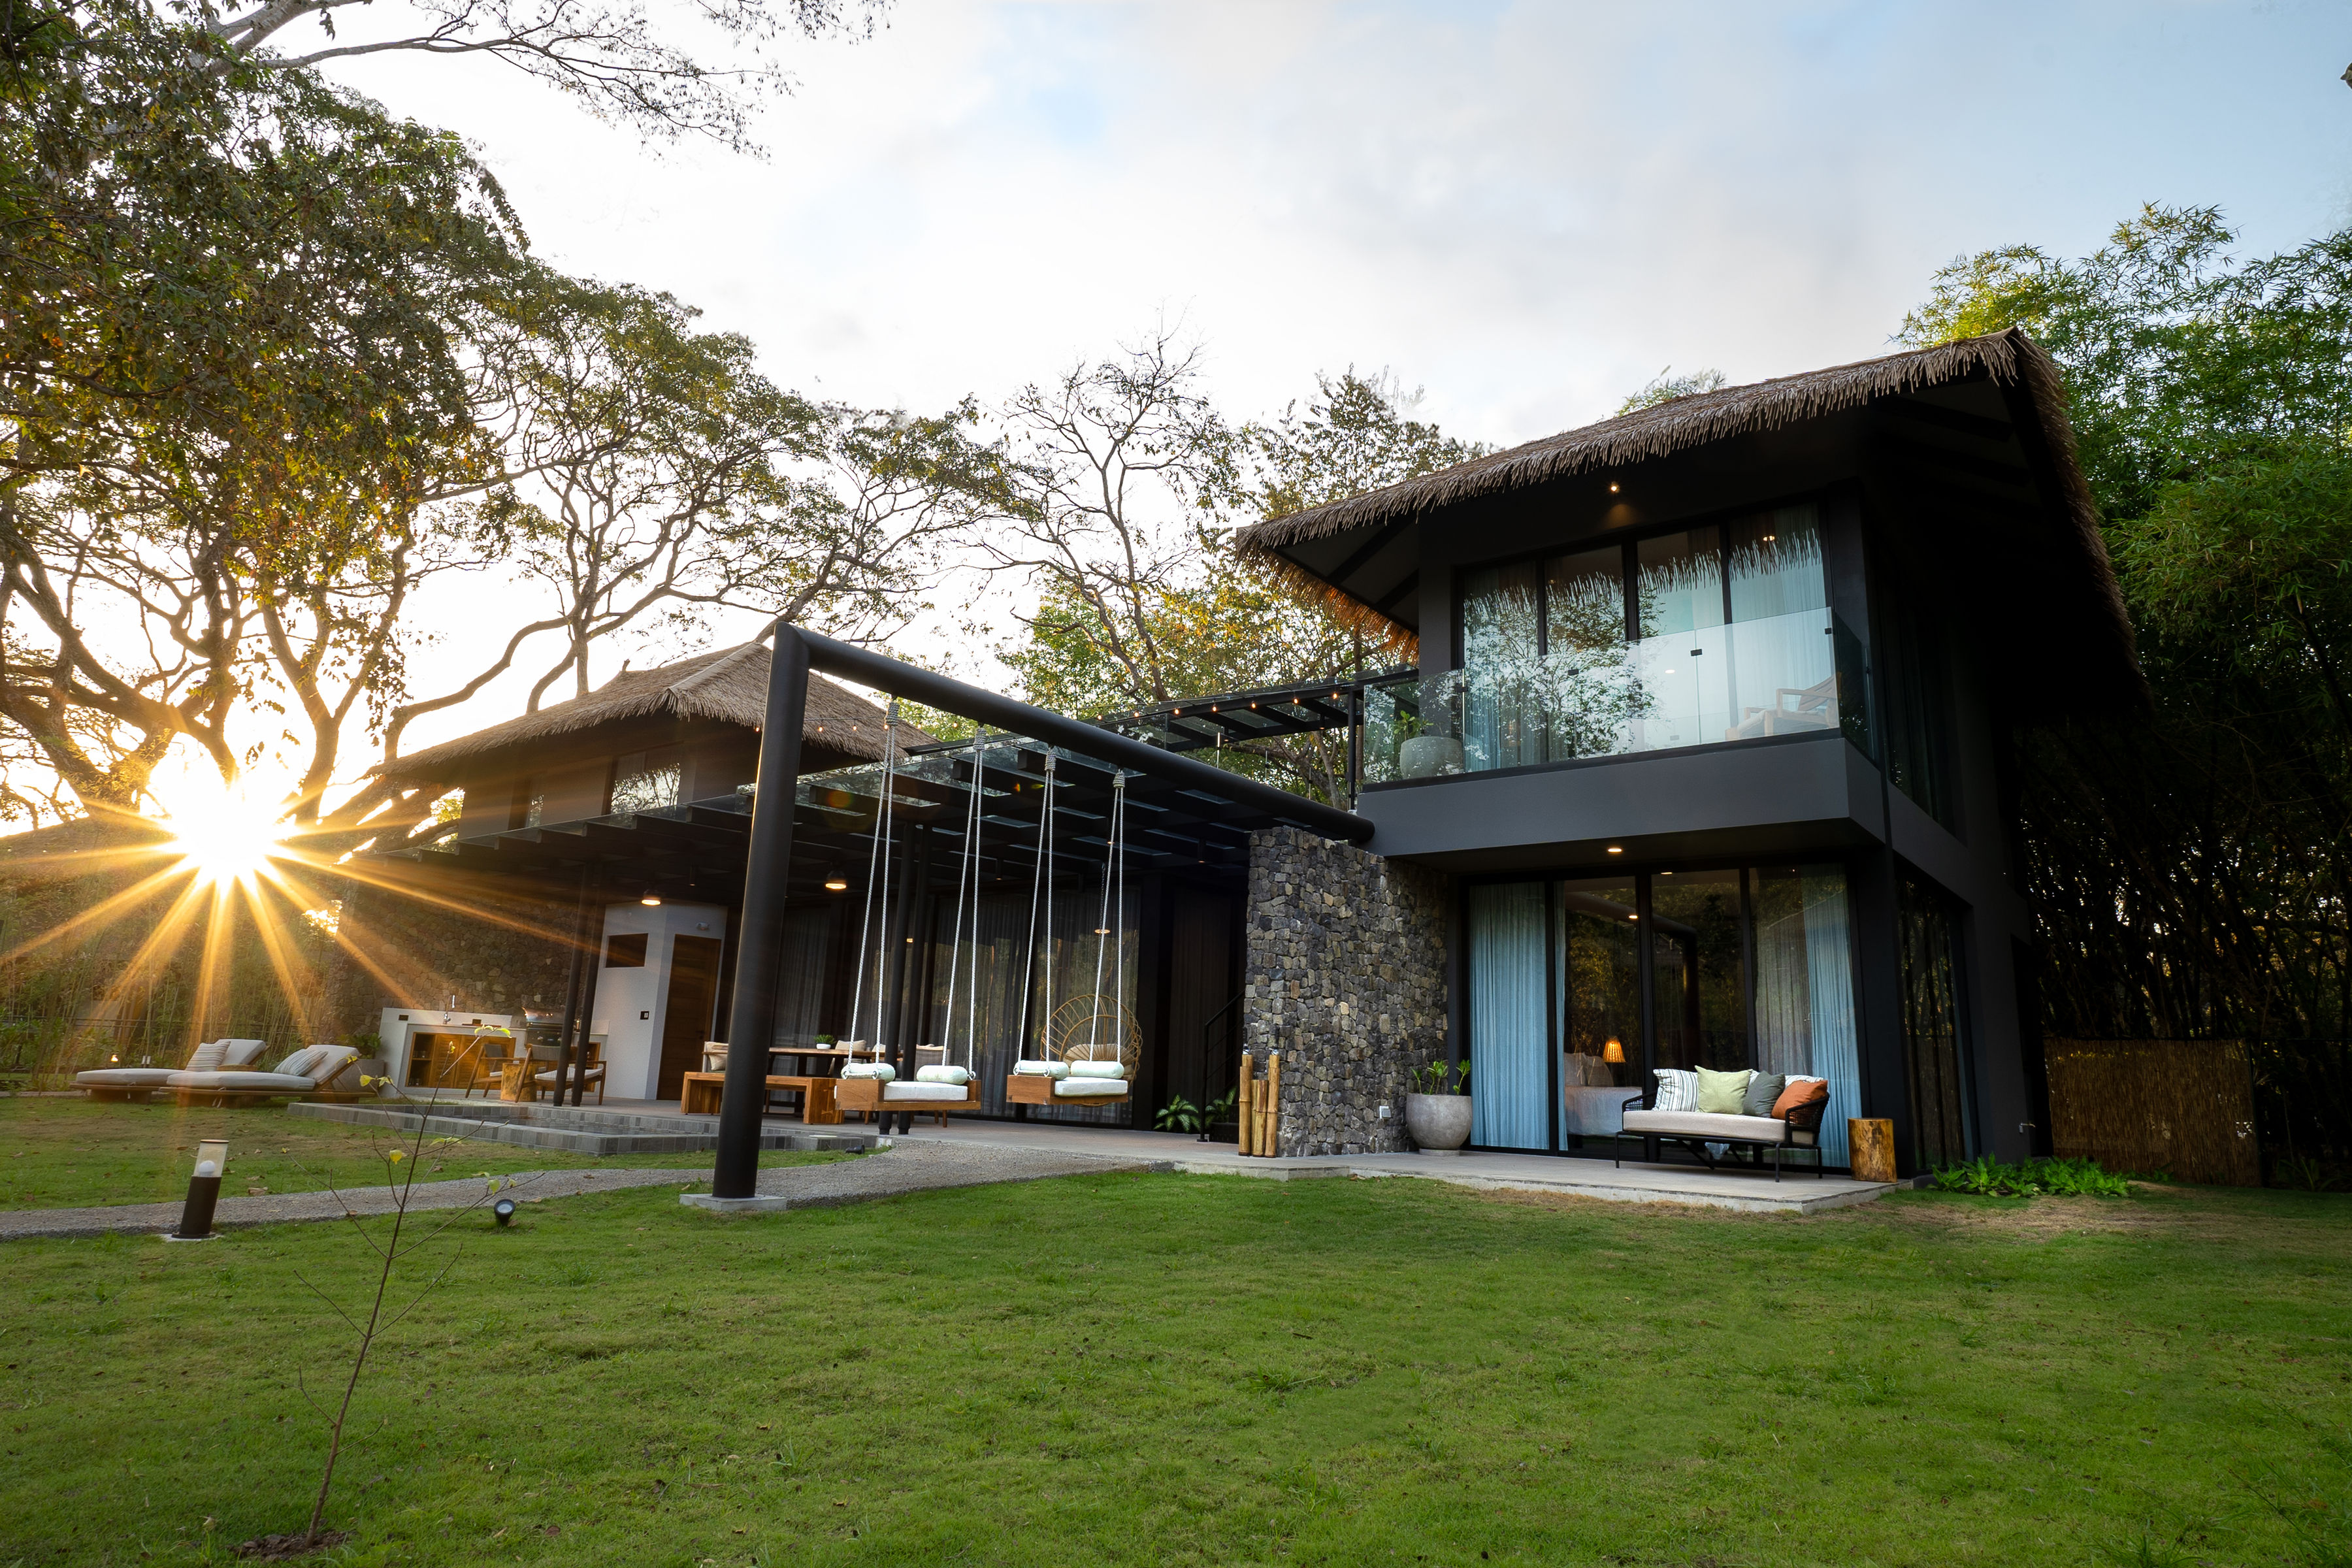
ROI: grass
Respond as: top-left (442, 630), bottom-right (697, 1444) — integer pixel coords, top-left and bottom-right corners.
top-left (0, 1096), bottom-right (843, 1211)
top-left (0, 1160), bottom-right (2347, 1567)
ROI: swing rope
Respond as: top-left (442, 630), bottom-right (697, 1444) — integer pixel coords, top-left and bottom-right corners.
top-left (938, 730), bottom-right (987, 1071)
top-left (1015, 751), bottom-right (1055, 1062)
top-left (847, 702), bottom-right (900, 1051)
top-left (1082, 772), bottom-right (1126, 1061)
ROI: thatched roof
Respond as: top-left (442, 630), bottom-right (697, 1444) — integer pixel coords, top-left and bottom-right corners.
top-left (383, 642), bottom-right (930, 780)
top-left (1233, 328), bottom-right (2138, 705)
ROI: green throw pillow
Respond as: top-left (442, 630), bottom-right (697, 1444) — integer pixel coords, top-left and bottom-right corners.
top-left (1694, 1066), bottom-right (1752, 1115)
top-left (1742, 1072), bottom-right (1787, 1117)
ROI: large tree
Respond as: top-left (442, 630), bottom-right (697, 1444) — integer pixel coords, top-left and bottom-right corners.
top-left (0, 4), bottom-right (528, 817)
top-left (994, 350), bottom-right (1482, 804)
top-left (1901, 205), bottom-right (2352, 1037)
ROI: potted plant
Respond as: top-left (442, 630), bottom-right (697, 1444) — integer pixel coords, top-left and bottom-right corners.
top-left (1406, 1060), bottom-right (1471, 1153)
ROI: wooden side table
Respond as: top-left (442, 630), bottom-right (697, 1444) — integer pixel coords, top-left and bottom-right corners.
top-left (1848, 1118), bottom-right (1897, 1183)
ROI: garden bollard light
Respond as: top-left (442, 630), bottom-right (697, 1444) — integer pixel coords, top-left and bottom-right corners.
top-left (169, 1139), bottom-right (229, 1241)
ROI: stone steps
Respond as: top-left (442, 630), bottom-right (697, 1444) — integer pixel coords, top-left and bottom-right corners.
top-left (287, 1100), bottom-right (877, 1157)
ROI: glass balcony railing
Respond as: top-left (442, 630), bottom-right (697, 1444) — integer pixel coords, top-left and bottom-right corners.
top-left (1361, 614), bottom-right (1870, 785)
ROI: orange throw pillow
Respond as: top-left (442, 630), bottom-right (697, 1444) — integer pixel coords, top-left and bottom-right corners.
top-left (1772, 1079), bottom-right (1828, 1117)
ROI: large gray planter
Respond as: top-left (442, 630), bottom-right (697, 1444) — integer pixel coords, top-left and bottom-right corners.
top-left (1406, 1092), bottom-right (1472, 1154)
top-left (1399, 734), bottom-right (1465, 779)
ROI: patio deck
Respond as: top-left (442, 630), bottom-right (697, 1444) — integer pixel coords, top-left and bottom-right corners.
top-left (331, 1094), bottom-right (1895, 1215)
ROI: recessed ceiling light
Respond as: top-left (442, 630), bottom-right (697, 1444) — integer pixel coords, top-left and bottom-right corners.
top-left (825, 877), bottom-right (848, 892)
top-left (1606, 845), bottom-right (1624, 855)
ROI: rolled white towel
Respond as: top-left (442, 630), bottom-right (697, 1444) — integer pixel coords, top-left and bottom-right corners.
top-left (1061, 1058), bottom-right (1125, 1080)
top-left (1054, 1077), bottom-right (1130, 1098)
top-left (1013, 1059), bottom-right (1069, 1079)
top-left (841, 1062), bottom-right (896, 1081)
top-left (915, 1065), bottom-right (972, 1085)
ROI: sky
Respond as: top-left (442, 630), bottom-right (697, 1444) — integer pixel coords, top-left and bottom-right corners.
top-left (155, 1), bottom-right (2352, 815)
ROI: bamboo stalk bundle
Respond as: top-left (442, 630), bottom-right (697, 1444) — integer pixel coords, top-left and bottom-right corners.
top-left (1238, 1051), bottom-right (1257, 1156)
top-left (2045, 1039), bottom-right (2259, 1186)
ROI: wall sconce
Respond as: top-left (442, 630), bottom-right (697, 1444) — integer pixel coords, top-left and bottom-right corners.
top-left (1603, 1038), bottom-right (1625, 1064)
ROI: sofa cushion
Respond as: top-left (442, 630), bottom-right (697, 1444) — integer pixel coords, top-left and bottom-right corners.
top-left (1772, 1077), bottom-right (1829, 1118)
top-left (185, 1041), bottom-right (229, 1073)
top-left (1652, 1068), bottom-right (1697, 1111)
top-left (1054, 1077), bottom-right (1130, 1098)
top-left (1742, 1072), bottom-right (1788, 1117)
top-left (1695, 1067), bottom-right (1752, 1115)
top-left (270, 1045), bottom-right (325, 1080)
top-left (1623, 1108), bottom-right (1794, 1144)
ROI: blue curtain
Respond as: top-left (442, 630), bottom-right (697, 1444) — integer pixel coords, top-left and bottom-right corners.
top-left (1752, 864), bottom-right (1859, 1167)
top-left (1469, 883), bottom-right (1549, 1149)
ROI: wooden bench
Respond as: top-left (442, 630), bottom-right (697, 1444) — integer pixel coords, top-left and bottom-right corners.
top-left (679, 1071), bottom-right (841, 1124)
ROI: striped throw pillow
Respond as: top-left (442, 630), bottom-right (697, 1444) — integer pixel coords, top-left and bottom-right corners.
top-left (1652, 1068), bottom-right (1697, 1112)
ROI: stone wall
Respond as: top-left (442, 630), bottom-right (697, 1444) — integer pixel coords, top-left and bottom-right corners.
top-left (319, 863), bottom-right (579, 1043)
top-left (1244, 827), bottom-right (1450, 1156)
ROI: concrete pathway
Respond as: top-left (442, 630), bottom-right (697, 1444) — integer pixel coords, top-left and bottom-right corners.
top-left (0, 1139), bottom-right (1163, 1242)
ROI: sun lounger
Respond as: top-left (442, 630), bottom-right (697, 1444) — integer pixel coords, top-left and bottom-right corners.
top-left (74, 1040), bottom-right (267, 1100)
top-left (167, 1044), bottom-right (363, 1107)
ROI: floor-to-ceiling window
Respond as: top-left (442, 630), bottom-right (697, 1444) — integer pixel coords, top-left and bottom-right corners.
top-left (1467, 862), bottom-right (1863, 1166)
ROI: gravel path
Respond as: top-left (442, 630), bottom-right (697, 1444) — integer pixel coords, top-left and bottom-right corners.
top-left (0, 1140), bottom-right (1166, 1241)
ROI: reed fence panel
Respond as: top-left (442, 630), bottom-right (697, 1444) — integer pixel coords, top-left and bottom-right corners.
top-left (2044, 1038), bottom-right (2260, 1186)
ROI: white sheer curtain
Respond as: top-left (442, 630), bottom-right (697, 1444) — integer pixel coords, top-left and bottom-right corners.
top-left (1752, 864), bottom-right (1859, 1166)
top-left (1469, 883), bottom-right (1549, 1149)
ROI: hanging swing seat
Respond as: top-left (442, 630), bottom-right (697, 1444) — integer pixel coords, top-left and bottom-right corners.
top-left (1007, 1060), bottom-right (1131, 1105)
top-left (835, 1062), bottom-right (981, 1125)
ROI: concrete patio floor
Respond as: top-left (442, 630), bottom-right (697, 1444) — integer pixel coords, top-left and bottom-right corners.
top-left (352, 1093), bottom-right (1897, 1215)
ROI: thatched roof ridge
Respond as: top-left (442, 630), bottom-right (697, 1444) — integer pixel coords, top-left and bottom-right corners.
top-left (1235, 329), bottom-right (2052, 549)
top-left (384, 642), bottom-right (928, 778)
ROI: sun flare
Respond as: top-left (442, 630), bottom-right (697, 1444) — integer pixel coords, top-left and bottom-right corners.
top-left (166, 784), bottom-right (291, 887)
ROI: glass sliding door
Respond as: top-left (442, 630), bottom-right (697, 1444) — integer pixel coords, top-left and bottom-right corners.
top-left (1555, 880), bottom-right (1641, 1145)
top-left (1725, 506), bottom-right (1838, 740)
top-left (1631, 528), bottom-right (1728, 753)
top-left (1461, 563), bottom-right (1548, 772)
top-left (1467, 882), bottom-right (1550, 1149)
top-left (1648, 870), bottom-right (1748, 1073)
top-left (1750, 865), bottom-right (1861, 1166)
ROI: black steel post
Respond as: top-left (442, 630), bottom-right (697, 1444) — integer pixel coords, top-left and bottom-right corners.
top-left (712, 625), bottom-right (811, 1200)
top-left (552, 866), bottom-right (593, 1104)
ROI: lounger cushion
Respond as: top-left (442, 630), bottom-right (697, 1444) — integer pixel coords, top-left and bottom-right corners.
top-left (1622, 1109), bottom-right (1798, 1145)
top-left (308, 1047), bottom-right (361, 1085)
top-left (915, 1065), bottom-right (973, 1084)
top-left (189, 1041), bottom-right (230, 1073)
top-left (74, 1067), bottom-right (180, 1088)
top-left (220, 1039), bottom-right (269, 1067)
top-left (1061, 1059), bottom-right (1125, 1079)
top-left (1054, 1077), bottom-right (1130, 1098)
top-left (881, 1081), bottom-right (970, 1102)
top-left (1013, 1060), bottom-right (1070, 1079)
top-left (166, 1071), bottom-right (318, 1093)
top-left (841, 1062), bottom-right (896, 1081)
top-left (271, 1045), bottom-right (327, 1080)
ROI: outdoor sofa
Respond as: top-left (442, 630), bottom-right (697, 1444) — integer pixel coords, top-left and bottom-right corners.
top-left (74, 1039), bottom-right (267, 1100)
top-left (167, 1044), bottom-right (365, 1107)
top-left (1616, 1068), bottom-right (1831, 1179)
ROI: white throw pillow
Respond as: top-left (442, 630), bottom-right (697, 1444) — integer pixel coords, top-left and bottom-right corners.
top-left (1013, 1059), bottom-right (1070, 1079)
top-left (185, 1041), bottom-right (228, 1073)
top-left (272, 1045), bottom-right (325, 1080)
top-left (915, 1065), bottom-right (972, 1085)
top-left (1062, 1058), bottom-right (1125, 1080)
top-left (841, 1062), bottom-right (896, 1081)
top-left (1652, 1068), bottom-right (1697, 1112)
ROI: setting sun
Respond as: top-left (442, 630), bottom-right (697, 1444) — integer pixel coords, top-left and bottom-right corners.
top-left (166, 783), bottom-right (291, 888)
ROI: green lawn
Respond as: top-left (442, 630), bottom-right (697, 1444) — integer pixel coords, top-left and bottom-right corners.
top-left (0, 1164), bottom-right (2346, 1568)
top-left (0, 1096), bottom-right (843, 1211)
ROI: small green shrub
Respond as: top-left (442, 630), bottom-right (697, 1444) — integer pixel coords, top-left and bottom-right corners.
top-left (1934, 1154), bottom-right (2132, 1198)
